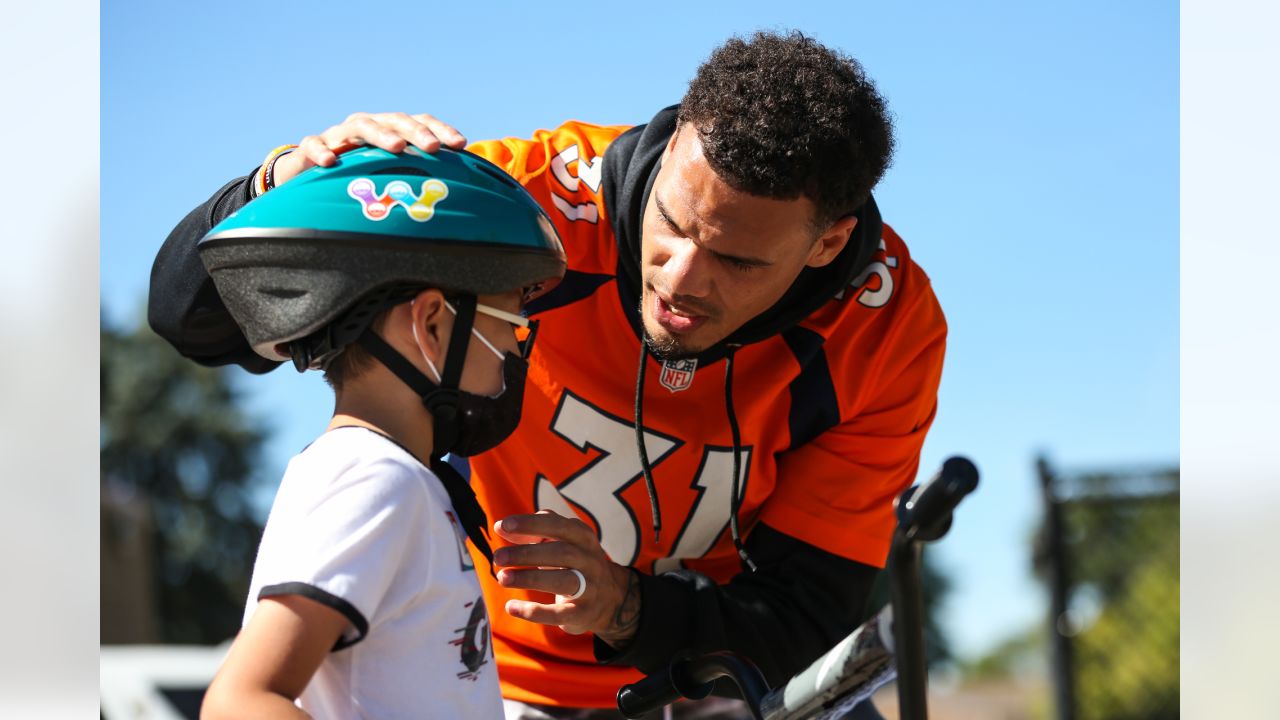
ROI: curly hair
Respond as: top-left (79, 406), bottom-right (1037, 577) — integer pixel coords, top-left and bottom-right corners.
top-left (678, 30), bottom-right (895, 228)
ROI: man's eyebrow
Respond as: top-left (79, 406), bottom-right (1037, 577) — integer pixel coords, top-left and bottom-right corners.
top-left (653, 192), bottom-right (772, 268)
top-left (654, 193), bottom-right (688, 236)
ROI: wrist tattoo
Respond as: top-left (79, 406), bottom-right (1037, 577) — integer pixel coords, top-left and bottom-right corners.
top-left (600, 569), bottom-right (641, 647)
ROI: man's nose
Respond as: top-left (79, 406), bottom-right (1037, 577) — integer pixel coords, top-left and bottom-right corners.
top-left (659, 238), bottom-right (712, 298)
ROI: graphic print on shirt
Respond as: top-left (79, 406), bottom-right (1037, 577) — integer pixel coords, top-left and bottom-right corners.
top-left (538, 390), bottom-right (752, 573)
top-left (445, 510), bottom-right (475, 572)
top-left (549, 144), bottom-right (602, 224)
top-left (450, 596), bottom-right (492, 681)
top-left (836, 238), bottom-right (899, 308)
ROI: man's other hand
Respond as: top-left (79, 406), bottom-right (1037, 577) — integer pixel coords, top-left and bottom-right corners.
top-left (493, 510), bottom-right (641, 648)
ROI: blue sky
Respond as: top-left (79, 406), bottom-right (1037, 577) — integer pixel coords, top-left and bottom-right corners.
top-left (102, 0), bottom-right (1177, 661)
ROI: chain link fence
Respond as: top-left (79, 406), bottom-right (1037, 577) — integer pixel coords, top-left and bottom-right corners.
top-left (1034, 458), bottom-right (1179, 720)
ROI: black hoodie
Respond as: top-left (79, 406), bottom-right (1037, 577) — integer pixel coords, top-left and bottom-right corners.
top-left (147, 107), bottom-right (883, 692)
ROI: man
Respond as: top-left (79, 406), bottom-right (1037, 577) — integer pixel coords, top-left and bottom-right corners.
top-left (150, 31), bottom-right (946, 718)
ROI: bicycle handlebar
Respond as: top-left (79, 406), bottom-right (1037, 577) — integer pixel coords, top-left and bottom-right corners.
top-left (616, 606), bottom-right (896, 720)
top-left (617, 651), bottom-right (769, 719)
top-left (895, 456), bottom-right (979, 542)
top-left (615, 456), bottom-right (980, 720)
top-left (759, 605), bottom-right (897, 720)
top-left (615, 671), bottom-right (683, 719)
top-left (891, 455), bottom-right (979, 720)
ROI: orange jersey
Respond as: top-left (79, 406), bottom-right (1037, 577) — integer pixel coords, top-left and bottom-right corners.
top-left (465, 120), bottom-right (946, 707)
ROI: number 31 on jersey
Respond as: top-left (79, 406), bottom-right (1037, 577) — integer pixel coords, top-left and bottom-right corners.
top-left (536, 391), bottom-right (749, 574)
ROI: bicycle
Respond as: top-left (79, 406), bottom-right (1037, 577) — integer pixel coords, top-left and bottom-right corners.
top-left (615, 456), bottom-right (980, 720)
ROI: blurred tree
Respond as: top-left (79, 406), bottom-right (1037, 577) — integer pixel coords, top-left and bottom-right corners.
top-left (1035, 466), bottom-right (1179, 720)
top-left (1066, 494), bottom-right (1178, 720)
top-left (959, 625), bottom-right (1052, 720)
top-left (961, 626), bottom-right (1046, 683)
top-left (101, 316), bottom-right (268, 644)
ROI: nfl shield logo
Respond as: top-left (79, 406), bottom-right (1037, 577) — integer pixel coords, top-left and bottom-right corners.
top-left (659, 358), bottom-right (698, 393)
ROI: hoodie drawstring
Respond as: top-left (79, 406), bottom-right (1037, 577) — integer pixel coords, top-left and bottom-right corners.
top-left (723, 348), bottom-right (757, 572)
top-left (633, 341), bottom-right (757, 572)
top-left (635, 341), bottom-right (662, 543)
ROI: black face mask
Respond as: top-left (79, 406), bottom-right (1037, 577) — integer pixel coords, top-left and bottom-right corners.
top-left (354, 295), bottom-right (530, 460)
top-left (425, 351), bottom-right (528, 457)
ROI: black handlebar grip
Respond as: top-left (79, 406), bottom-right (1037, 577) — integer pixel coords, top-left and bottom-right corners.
top-left (618, 653), bottom-right (763, 718)
top-left (895, 455), bottom-right (979, 541)
top-left (617, 670), bottom-right (684, 719)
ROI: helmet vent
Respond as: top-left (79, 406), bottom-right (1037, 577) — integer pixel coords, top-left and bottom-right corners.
top-left (340, 294), bottom-right (384, 334)
top-left (371, 166), bottom-right (432, 177)
top-left (474, 162), bottom-right (522, 190)
top-left (262, 288), bottom-right (307, 299)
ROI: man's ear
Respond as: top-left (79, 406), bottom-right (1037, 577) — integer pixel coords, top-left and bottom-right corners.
top-left (805, 215), bottom-right (859, 269)
top-left (406, 288), bottom-right (450, 364)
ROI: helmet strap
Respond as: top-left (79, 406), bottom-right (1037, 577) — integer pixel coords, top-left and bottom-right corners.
top-left (423, 294), bottom-right (475, 457)
top-left (355, 294), bottom-right (478, 458)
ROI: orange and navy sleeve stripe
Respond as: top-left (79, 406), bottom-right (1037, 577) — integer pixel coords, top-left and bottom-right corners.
top-left (759, 225), bottom-right (948, 567)
top-left (467, 121), bottom-right (631, 278)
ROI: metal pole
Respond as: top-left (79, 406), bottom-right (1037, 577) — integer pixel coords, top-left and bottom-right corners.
top-left (1038, 456), bottom-right (1075, 720)
top-left (889, 530), bottom-right (928, 720)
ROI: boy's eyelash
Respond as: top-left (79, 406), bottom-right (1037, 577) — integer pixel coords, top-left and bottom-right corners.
top-left (725, 257), bottom-right (759, 271)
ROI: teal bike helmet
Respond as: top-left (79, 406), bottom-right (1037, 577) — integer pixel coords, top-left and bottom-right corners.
top-left (200, 146), bottom-right (566, 568)
top-left (199, 145), bottom-right (566, 368)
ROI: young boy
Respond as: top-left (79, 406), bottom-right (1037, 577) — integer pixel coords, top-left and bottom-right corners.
top-left (193, 145), bottom-right (565, 719)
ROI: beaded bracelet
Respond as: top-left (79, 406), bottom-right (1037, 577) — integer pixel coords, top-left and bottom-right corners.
top-left (253, 143), bottom-right (299, 197)
top-left (264, 145), bottom-right (298, 192)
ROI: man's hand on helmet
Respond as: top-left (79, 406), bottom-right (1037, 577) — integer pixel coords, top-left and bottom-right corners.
top-left (272, 112), bottom-right (468, 187)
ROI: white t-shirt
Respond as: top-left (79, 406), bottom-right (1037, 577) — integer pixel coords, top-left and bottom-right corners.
top-left (244, 426), bottom-right (502, 720)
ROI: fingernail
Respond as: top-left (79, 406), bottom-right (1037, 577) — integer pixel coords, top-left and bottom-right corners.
top-left (494, 549), bottom-right (508, 565)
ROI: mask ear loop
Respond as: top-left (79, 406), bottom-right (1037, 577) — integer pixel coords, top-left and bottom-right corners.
top-left (441, 300), bottom-right (512, 396)
top-left (410, 300), bottom-right (444, 384)
top-left (446, 300), bottom-right (507, 361)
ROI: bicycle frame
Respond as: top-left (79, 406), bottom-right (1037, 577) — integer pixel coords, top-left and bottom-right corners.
top-left (616, 456), bottom-right (979, 720)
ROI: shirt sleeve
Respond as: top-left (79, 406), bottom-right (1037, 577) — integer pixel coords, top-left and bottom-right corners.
top-left (759, 268), bottom-right (948, 568)
top-left (257, 459), bottom-right (427, 649)
top-left (467, 120), bottom-right (631, 276)
top-left (148, 172), bottom-right (282, 373)
top-left (595, 524), bottom-right (881, 687)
